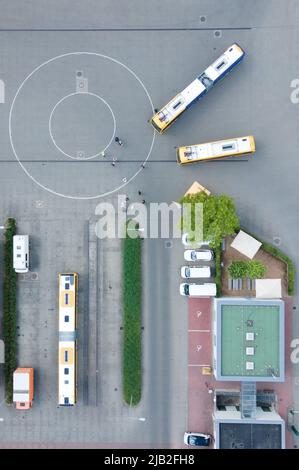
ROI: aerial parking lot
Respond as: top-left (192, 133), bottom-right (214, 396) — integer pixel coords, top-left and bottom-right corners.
top-left (0, 0), bottom-right (299, 451)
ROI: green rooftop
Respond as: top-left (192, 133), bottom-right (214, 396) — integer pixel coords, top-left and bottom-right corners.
top-left (221, 304), bottom-right (280, 378)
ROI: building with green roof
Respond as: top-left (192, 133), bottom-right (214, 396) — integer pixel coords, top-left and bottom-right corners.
top-left (213, 298), bottom-right (284, 382)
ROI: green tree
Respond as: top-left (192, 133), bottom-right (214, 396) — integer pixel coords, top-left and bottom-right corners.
top-left (228, 261), bottom-right (248, 279)
top-left (179, 193), bottom-right (240, 248)
top-left (247, 260), bottom-right (266, 279)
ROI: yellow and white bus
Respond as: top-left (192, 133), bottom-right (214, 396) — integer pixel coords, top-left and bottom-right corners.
top-left (58, 273), bottom-right (78, 406)
top-left (177, 136), bottom-right (255, 165)
top-left (150, 43), bottom-right (245, 134)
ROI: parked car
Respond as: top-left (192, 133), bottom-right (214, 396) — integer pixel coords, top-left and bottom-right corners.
top-left (180, 283), bottom-right (217, 297)
top-left (182, 233), bottom-right (211, 247)
top-left (184, 249), bottom-right (214, 262)
top-left (181, 266), bottom-right (211, 279)
top-left (184, 432), bottom-right (211, 447)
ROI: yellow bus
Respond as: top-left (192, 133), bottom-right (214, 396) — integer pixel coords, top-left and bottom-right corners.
top-left (177, 136), bottom-right (255, 165)
top-left (58, 272), bottom-right (78, 406)
top-left (150, 43), bottom-right (245, 134)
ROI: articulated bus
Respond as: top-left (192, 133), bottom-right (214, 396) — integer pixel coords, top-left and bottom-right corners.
top-left (150, 43), bottom-right (245, 134)
top-left (177, 136), bottom-right (255, 165)
top-left (58, 273), bottom-right (78, 406)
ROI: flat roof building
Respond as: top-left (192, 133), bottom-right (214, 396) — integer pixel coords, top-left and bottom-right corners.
top-left (214, 416), bottom-right (285, 449)
top-left (213, 298), bottom-right (285, 382)
top-left (213, 389), bottom-right (285, 448)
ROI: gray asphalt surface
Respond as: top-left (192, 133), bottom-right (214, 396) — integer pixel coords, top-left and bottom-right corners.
top-left (0, 0), bottom-right (298, 448)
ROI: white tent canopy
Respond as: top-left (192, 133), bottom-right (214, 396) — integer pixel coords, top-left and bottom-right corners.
top-left (230, 230), bottom-right (262, 259)
top-left (255, 279), bottom-right (282, 299)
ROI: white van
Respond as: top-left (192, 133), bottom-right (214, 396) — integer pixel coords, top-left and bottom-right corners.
top-left (181, 266), bottom-right (211, 279)
top-left (13, 235), bottom-right (29, 273)
top-left (184, 249), bottom-right (214, 262)
top-left (180, 283), bottom-right (216, 297)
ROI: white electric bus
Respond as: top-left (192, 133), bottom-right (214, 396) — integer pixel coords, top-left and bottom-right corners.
top-left (58, 273), bottom-right (78, 406)
top-left (13, 235), bottom-right (29, 273)
top-left (150, 43), bottom-right (245, 133)
top-left (177, 136), bottom-right (255, 164)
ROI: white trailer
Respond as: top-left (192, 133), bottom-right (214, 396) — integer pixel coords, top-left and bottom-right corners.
top-left (13, 235), bottom-right (29, 273)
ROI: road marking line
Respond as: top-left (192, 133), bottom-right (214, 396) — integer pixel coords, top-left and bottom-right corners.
top-left (188, 329), bottom-right (210, 332)
top-left (188, 364), bottom-right (211, 367)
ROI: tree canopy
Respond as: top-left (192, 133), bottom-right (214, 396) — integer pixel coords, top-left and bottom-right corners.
top-left (179, 192), bottom-right (240, 248)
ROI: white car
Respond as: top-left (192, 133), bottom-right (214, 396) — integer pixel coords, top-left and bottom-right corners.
top-left (184, 432), bottom-right (211, 447)
top-left (184, 249), bottom-right (214, 262)
top-left (181, 266), bottom-right (211, 279)
top-left (180, 283), bottom-right (217, 297)
top-left (182, 233), bottom-right (211, 247)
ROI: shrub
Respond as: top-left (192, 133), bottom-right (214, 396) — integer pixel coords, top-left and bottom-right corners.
top-left (3, 218), bottom-right (17, 404)
top-left (228, 261), bottom-right (248, 279)
top-left (122, 222), bottom-right (142, 406)
top-left (228, 260), bottom-right (266, 280)
top-left (247, 260), bottom-right (267, 279)
top-left (214, 245), bottom-right (222, 297)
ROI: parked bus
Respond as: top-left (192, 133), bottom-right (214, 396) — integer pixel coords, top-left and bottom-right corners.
top-left (58, 273), bottom-right (78, 406)
top-left (150, 43), bottom-right (245, 134)
top-left (13, 235), bottom-right (29, 273)
top-left (177, 135), bottom-right (255, 165)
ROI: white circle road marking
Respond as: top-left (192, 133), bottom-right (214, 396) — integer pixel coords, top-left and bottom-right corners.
top-left (9, 51), bottom-right (156, 200)
top-left (49, 91), bottom-right (116, 160)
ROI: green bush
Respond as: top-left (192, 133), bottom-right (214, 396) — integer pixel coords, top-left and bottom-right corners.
top-left (122, 222), bottom-right (142, 406)
top-left (3, 218), bottom-right (17, 404)
top-left (247, 260), bottom-right (266, 279)
top-left (228, 260), bottom-right (266, 279)
top-left (214, 245), bottom-right (222, 297)
top-left (241, 227), bottom-right (295, 295)
top-left (228, 261), bottom-right (248, 279)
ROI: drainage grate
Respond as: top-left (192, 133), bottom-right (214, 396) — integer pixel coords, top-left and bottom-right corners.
top-left (77, 150), bottom-right (86, 159)
top-left (273, 236), bottom-right (281, 246)
top-left (35, 200), bottom-right (45, 208)
top-left (76, 76), bottom-right (88, 93)
top-left (20, 272), bottom-right (39, 282)
top-left (214, 30), bottom-right (222, 38)
top-left (200, 16), bottom-right (207, 23)
top-left (165, 240), bottom-right (173, 248)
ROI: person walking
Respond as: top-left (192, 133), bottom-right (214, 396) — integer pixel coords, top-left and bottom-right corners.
top-left (142, 199), bottom-right (146, 204)
top-left (138, 190), bottom-right (142, 196)
top-left (115, 136), bottom-right (123, 146)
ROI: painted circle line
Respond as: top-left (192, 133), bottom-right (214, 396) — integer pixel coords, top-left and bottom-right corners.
top-left (9, 51), bottom-right (155, 200)
top-left (49, 91), bottom-right (116, 160)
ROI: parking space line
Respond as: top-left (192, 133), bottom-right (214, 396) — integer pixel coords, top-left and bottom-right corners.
top-left (188, 364), bottom-right (211, 367)
top-left (188, 329), bottom-right (210, 332)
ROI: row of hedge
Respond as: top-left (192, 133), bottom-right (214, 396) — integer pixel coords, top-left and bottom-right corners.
top-left (3, 218), bottom-right (17, 404)
top-left (122, 223), bottom-right (142, 406)
top-left (242, 227), bottom-right (295, 295)
top-left (214, 244), bottom-right (222, 297)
